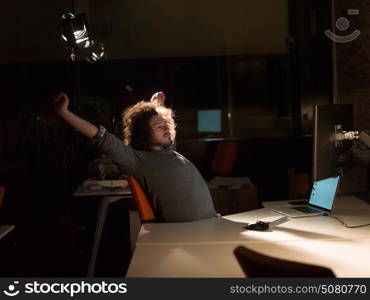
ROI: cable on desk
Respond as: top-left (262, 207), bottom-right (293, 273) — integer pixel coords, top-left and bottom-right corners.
top-left (329, 215), bottom-right (370, 228)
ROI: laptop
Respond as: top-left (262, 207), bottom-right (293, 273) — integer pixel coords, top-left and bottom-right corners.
top-left (272, 176), bottom-right (340, 218)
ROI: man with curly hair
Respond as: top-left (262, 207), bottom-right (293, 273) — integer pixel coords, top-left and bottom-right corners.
top-left (53, 91), bottom-right (217, 222)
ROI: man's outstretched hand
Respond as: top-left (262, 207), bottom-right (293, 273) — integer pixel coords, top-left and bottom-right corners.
top-left (52, 91), bottom-right (70, 115)
top-left (150, 91), bottom-right (166, 106)
top-left (51, 91), bottom-right (98, 138)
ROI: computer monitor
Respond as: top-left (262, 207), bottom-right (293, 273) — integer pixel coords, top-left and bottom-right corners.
top-left (312, 104), bottom-right (353, 182)
top-left (197, 109), bottom-right (222, 133)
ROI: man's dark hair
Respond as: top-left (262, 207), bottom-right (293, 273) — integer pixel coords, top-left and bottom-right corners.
top-left (122, 101), bottom-right (176, 151)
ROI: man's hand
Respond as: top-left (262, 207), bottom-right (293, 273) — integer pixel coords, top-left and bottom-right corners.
top-left (52, 91), bottom-right (98, 138)
top-left (52, 91), bottom-right (70, 115)
top-left (150, 91), bottom-right (166, 106)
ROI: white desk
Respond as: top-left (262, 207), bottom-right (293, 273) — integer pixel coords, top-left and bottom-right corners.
top-left (127, 196), bottom-right (370, 277)
top-left (0, 225), bottom-right (14, 240)
top-left (128, 238), bottom-right (370, 278)
top-left (74, 180), bottom-right (131, 197)
top-left (74, 180), bottom-right (132, 277)
top-left (136, 196), bottom-right (370, 245)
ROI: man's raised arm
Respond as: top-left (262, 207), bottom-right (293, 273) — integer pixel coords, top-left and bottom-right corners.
top-left (53, 92), bottom-right (98, 138)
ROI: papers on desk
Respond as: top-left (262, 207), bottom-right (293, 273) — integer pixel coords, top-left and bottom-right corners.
top-left (83, 179), bottom-right (128, 192)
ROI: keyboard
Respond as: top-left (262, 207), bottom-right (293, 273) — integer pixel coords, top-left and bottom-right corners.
top-left (293, 206), bottom-right (322, 214)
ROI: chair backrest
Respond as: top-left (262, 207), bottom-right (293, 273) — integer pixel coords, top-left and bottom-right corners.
top-left (234, 246), bottom-right (335, 277)
top-left (210, 141), bottom-right (240, 176)
top-left (0, 186), bottom-right (5, 208)
top-left (127, 176), bottom-right (156, 222)
top-left (288, 168), bottom-right (311, 200)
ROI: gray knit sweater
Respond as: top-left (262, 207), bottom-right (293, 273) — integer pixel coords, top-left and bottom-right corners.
top-left (91, 127), bottom-right (217, 222)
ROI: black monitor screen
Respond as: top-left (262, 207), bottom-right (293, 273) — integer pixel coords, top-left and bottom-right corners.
top-left (313, 104), bottom-right (353, 182)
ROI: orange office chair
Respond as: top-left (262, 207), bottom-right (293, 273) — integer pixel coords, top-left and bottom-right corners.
top-left (234, 246), bottom-right (335, 277)
top-left (210, 141), bottom-right (240, 176)
top-left (0, 186), bottom-right (5, 208)
top-left (127, 176), bottom-right (156, 223)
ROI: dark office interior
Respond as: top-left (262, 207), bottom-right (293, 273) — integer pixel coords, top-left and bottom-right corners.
top-left (0, 0), bottom-right (369, 277)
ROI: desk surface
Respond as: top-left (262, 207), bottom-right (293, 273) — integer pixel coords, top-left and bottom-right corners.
top-left (127, 196), bottom-right (370, 277)
top-left (136, 196), bottom-right (370, 245)
top-left (0, 225), bottom-right (14, 240)
top-left (128, 238), bottom-right (370, 278)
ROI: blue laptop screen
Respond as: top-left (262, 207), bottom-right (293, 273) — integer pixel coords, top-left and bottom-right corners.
top-left (308, 176), bottom-right (340, 210)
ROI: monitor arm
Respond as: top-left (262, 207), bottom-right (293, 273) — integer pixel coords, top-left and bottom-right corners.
top-left (334, 124), bottom-right (369, 147)
top-left (334, 124), bottom-right (359, 147)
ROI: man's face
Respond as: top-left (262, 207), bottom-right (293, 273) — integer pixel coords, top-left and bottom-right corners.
top-left (149, 115), bottom-right (174, 147)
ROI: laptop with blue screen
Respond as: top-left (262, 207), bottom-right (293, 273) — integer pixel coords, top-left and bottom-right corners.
top-left (272, 176), bottom-right (340, 218)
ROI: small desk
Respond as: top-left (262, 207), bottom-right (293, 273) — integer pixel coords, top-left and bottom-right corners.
top-left (74, 180), bottom-right (132, 277)
top-left (127, 196), bottom-right (370, 277)
top-left (0, 225), bottom-right (15, 274)
top-left (0, 225), bottom-right (14, 240)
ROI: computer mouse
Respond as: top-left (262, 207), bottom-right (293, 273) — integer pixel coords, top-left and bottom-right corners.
top-left (244, 221), bottom-right (269, 231)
